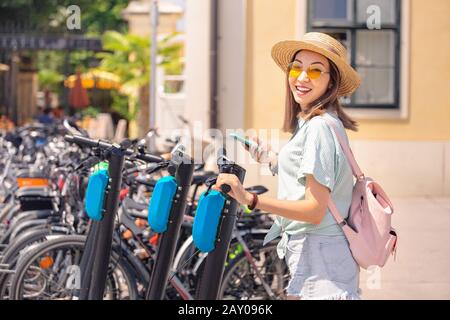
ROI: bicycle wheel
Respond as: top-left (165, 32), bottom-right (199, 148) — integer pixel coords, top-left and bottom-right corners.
top-left (8, 235), bottom-right (138, 300)
top-left (167, 236), bottom-right (204, 300)
top-left (218, 242), bottom-right (288, 300)
top-left (0, 227), bottom-right (66, 299)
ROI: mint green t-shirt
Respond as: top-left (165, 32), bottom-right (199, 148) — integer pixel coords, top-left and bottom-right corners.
top-left (263, 111), bottom-right (354, 247)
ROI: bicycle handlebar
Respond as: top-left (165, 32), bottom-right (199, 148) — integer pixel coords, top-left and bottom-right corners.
top-left (64, 134), bottom-right (163, 163)
top-left (220, 184), bottom-right (231, 194)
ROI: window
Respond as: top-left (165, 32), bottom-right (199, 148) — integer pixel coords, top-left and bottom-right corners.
top-left (307, 0), bottom-right (401, 109)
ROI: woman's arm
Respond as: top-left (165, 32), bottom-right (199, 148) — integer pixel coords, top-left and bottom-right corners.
top-left (256, 174), bottom-right (329, 224)
top-left (214, 173), bottom-right (330, 225)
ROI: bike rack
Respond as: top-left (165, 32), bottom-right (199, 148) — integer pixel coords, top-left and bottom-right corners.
top-left (64, 135), bottom-right (163, 300)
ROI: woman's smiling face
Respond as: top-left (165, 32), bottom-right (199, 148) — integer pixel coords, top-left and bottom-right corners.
top-left (289, 50), bottom-right (331, 110)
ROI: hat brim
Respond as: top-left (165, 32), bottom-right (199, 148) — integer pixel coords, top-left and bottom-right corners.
top-left (271, 40), bottom-right (361, 97)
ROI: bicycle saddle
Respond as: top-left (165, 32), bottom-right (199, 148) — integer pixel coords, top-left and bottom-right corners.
top-left (245, 185), bottom-right (268, 195)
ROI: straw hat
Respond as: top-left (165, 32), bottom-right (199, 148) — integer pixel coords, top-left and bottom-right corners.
top-left (271, 32), bottom-right (361, 97)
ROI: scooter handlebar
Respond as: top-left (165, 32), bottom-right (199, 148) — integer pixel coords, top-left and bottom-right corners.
top-left (64, 134), bottom-right (164, 163)
top-left (220, 184), bottom-right (231, 194)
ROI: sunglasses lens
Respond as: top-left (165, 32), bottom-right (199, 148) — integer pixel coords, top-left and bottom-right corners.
top-left (307, 68), bottom-right (322, 80)
top-left (289, 69), bottom-right (300, 79)
top-left (288, 63), bottom-right (302, 79)
top-left (289, 63), bottom-right (326, 80)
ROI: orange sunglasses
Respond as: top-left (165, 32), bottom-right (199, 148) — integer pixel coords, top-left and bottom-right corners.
top-left (288, 61), bottom-right (330, 80)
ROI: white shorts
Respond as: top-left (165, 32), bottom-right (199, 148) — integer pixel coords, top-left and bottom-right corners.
top-left (283, 233), bottom-right (361, 300)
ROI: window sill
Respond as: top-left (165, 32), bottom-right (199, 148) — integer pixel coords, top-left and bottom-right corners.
top-left (345, 107), bottom-right (408, 120)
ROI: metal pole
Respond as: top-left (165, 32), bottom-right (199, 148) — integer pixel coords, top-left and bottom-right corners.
top-left (196, 165), bottom-right (246, 300)
top-left (78, 222), bottom-right (98, 299)
top-left (79, 151), bottom-right (125, 300)
top-left (210, 0), bottom-right (219, 129)
top-left (149, 0), bottom-right (159, 150)
top-left (146, 160), bottom-right (195, 300)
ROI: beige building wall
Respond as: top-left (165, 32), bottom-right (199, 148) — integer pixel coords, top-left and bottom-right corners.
top-left (245, 0), bottom-right (298, 133)
top-left (125, 13), bottom-right (180, 36)
top-left (123, 0), bottom-right (183, 36)
top-left (243, 0), bottom-right (450, 196)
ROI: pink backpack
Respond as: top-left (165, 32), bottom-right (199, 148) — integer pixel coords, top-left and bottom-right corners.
top-left (323, 117), bottom-right (398, 270)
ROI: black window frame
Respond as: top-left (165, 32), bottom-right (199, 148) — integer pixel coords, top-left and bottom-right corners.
top-left (307, 0), bottom-right (402, 109)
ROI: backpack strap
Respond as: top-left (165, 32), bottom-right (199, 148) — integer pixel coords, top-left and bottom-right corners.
top-left (327, 199), bottom-right (348, 227)
top-left (320, 115), bottom-right (364, 226)
top-left (321, 116), bottom-right (364, 180)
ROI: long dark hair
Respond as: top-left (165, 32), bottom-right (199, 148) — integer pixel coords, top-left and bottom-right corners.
top-left (282, 53), bottom-right (358, 133)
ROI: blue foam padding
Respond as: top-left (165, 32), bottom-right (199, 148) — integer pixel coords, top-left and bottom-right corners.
top-left (148, 176), bottom-right (177, 233)
top-left (193, 190), bottom-right (226, 252)
top-left (84, 169), bottom-right (109, 221)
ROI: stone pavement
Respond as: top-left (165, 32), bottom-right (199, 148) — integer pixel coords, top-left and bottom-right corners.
top-left (359, 197), bottom-right (450, 300)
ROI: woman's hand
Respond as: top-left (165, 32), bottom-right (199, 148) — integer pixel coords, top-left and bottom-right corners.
top-left (213, 173), bottom-right (253, 206)
top-left (161, 152), bottom-right (172, 161)
top-left (245, 136), bottom-right (274, 164)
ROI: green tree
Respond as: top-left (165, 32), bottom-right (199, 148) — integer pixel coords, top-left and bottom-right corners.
top-left (96, 31), bottom-right (184, 120)
top-left (0, 0), bottom-right (130, 35)
top-left (38, 69), bottom-right (64, 92)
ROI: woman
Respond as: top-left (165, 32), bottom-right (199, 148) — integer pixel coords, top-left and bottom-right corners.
top-left (213, 32), bottom-right (362, 300)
